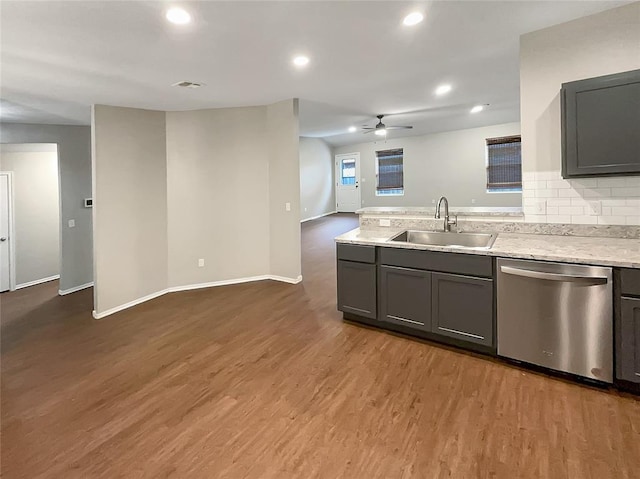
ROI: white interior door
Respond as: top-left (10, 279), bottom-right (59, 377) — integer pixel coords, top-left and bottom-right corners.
top-left (0, 173), bottom-right (12, 292)
top-left (335, 153), bottom-right (361, 213)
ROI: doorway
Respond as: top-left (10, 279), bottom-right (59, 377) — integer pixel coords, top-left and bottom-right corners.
top-left (335, 152), bottom-right (361, 213)
top-left (0, 172), bottom-right (14, 291)
top-left (0, 144), bottom-right (60, 292)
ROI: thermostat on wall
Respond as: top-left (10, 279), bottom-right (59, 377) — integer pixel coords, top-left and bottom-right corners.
top-left (84, 198), bottom-right (93, 208)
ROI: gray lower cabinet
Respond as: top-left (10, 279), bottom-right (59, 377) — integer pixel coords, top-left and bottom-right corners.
top-left (431, 272), bottom-right (493, 347)
top-left (337, 260), bottom-right (377, 319)
top-left (379, 266), bottom-right (431, 331)
top-left (618, 297), bottom-right (640, 383)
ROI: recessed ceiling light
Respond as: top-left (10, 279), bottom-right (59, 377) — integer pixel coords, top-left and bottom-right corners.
top-left (293, 56), bottom-right (310, 67)
top-left (403, 12), bottom-right (424, 26)
top-left (375, 129), bottom-right (387, 136)
top-left (166, 7), bottom-right (191, 25)
top-left (348, 126), bottom-right (357, 133)
top-left (470, 105), bottom-right (485, 113)
top-left (435, 84), bottom-right (452, 96)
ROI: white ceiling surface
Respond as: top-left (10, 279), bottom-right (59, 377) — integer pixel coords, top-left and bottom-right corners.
top-left (0, 1), bottom-right (633, 147)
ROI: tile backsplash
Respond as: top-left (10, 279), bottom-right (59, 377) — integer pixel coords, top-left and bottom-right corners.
top-left (522, 171), bottom-right (640, 225)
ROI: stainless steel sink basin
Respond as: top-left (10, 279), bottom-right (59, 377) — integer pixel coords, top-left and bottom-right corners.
top-left (388, 230), bottom-right (497, 250)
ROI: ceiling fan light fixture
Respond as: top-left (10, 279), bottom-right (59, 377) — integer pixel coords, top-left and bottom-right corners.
top-left (403, 12), bottom-right (424, 26)
top-left (375, 129), bottom-right (387, 136)
top-left (348, 126), bottom-right (357, 133)
top-left (470, 105), bottom-right (485, 113)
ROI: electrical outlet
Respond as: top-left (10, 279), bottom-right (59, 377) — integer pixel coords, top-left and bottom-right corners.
top-left (471, 199), bottom-right (476, 204)
top-left (587, 200), bottom-right (602, 215)
top-left (431, 199), bottom-right (436, 204)
top-left (379, 219), bottom-right (391, 227)
top-left (534, 200), bottom-right (546, 215)
top-left (198, 259), bottom-right (205, 267)
top-left (304, 207), bottom-right (307, 212)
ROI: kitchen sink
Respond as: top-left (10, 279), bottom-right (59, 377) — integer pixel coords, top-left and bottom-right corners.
top-left (388, 230), bottom-right (497, 250)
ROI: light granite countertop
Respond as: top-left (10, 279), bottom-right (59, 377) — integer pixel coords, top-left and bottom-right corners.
top-left (336, 227), bottom-right (640, 269)
top-left (356, 206), bottom-right (524, 217)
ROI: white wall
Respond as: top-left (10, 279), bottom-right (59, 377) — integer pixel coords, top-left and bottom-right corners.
top-left (93, 99), bottom-right (301, 317)
top-left (92, 105), bottom-right (168, 315)
top-left (267, 99), bottom-right (301, 281)
top-left (0, 144), bottom-right (60, 286)
top-left (0, 123), bottom-right (92, 292)
top-left (520, 2), bottom-right (640, 225)
top-left (166, 106), bottom-right (271, 287)
top-left (333, 122), bottom-right (522, 208)
top-left (299, 137), bottom-right (334, 221)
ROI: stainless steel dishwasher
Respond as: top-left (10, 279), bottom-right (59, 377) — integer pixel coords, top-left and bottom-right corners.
top-left (497, 258), bottom-right (613, 383)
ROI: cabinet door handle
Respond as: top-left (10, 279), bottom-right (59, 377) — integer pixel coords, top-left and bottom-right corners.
top-left (500, 266), bottom-right (608, 285)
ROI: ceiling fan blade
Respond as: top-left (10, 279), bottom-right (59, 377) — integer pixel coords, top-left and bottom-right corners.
top-left (361, 127), bottom-right (375, 130)
top-left (363, 130), bottom-right (378, 134)
top-left (385, 126), bottom-right (413, 130)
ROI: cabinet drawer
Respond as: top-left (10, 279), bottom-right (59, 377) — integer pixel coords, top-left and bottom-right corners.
top-left (380, 247), bottom-right (492, 278)
top-left (337, 243), bottom-right (376, 264)
top-left (621, 268), bottom-right (640, 297)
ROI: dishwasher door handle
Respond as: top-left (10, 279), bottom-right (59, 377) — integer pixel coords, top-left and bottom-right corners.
top-left (499, 266), bottom-right (608, 284)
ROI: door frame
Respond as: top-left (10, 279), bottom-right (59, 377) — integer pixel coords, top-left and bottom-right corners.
top-left (0, 171), bottom-right (17, 291)
top-left (335, 152), bottom-right (361, 212)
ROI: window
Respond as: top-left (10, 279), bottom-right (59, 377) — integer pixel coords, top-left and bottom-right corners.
top-left (486, 135), bottom-right (522, 192)
top-left (340, 158), bottom-right (356, 185)
top-left (376, 148), bottom-right (404, 196)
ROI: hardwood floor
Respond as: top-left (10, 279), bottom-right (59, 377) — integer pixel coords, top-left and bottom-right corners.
top-left (1, 212), bottom-right (639, 478)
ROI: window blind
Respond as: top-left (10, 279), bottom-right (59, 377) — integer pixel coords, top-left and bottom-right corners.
top-left (486, 136), bottom-right (522, 191)
top-left (376, 148), bottom-right (404, 192)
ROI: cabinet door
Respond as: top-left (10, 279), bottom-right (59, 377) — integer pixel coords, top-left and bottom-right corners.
top-left (619, 297), bottom-right (640, 383)
top-left (431, 272), bottom-right (493, 347)
top-left (379, 266), bottom-right (431, 331)
top-left (337, 260), bottom-right (377, 319)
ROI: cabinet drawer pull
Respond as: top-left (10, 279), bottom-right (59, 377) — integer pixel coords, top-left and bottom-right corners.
top-left (437, 327), bottom-right (484, 340)
top-left (388, 315), bottom-right (425, 326)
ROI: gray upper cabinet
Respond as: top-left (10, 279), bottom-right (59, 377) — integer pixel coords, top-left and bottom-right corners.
top-left (379, 265), bottom-right (431, 331)
top-left (431, 272), bottom-right (494, 347)
top-left (561, 69), bottom-right (640, 178)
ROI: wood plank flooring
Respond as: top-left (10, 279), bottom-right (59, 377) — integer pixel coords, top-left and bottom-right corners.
top-left (1, 213), bottom-right (639, 478)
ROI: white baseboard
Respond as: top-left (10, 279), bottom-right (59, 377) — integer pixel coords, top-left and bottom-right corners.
top-left (59, 281), bottom-right (94, 296)
top-left (92, 274), bottom-right (303, 319)
top-left (15, 275), bottom-right (60, 290)
top-left (300, 210), bottom-right (337, 223)
top-left (93, 289), bottom-right (169, 320)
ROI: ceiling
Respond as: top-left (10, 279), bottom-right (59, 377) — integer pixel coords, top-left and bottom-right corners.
top-left (0, 1), bottom-right (632, 147)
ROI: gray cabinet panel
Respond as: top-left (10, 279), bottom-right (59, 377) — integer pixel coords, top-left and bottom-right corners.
top-left (431, 272), bottom-right (493, 347)
top-left (337, 244), bottom-right (376, 264)
top-left (379, 248), bottom-right (492, 278)
top-left (337, 261), bottom-right (377, 319)
top-left (562, 69), bottom-right (640, 177)
top-left (621, 268), bottom-right (640, 297)
top-left (379, 266), bottom-right (431, 331)
top-left (619, 297), bottom-right (640, 383)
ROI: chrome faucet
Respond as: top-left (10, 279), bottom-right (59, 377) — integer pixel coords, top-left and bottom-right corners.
top-left (435, 196), bottom-right (457, 232)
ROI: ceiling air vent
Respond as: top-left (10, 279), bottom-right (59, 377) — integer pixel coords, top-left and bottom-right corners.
top-left (172, 81), bottom-right (205, 89)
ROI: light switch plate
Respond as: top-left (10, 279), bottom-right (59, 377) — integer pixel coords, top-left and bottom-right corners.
top-left (68, 219), bottom-right (75, 228)
top-left (285, 202), bottom-right (291, 211)
top-left (533, 200), bottom-right (546, 215)
top-left (198, 259), bottom-right (205, 267)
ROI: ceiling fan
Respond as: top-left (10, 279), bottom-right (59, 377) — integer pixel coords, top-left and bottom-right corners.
top-left (362, 114), bottom-right (413, 135)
